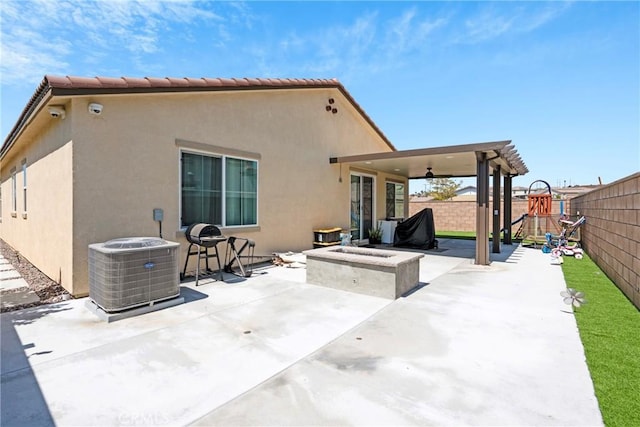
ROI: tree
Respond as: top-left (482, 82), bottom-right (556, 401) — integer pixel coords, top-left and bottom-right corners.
top-left (429, 178), bottom-right (461, 201)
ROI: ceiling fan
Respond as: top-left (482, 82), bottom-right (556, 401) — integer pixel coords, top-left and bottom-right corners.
top-left (425, 167), bottom-right (434, 179)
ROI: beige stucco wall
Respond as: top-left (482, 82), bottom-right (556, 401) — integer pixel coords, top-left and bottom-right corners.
top-left (60, 88), bottom-right (404, 295)
top-left (0, 113), bottom-right (74, 289)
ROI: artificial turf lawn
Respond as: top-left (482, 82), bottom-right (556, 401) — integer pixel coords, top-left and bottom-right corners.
top-left (436, 231), bottom-right (476, 239)
top-left (561, 254), bottom-right (640, 427)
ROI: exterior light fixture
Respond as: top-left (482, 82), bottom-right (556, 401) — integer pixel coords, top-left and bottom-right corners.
top-left (425, 167), bottom-right (434, 179)
top-left (328, 98), bottom-right (335, 104)
top-left (88, 103), bottom-right (103, 115)
top-left (48, 106), bottom-right (66, 119)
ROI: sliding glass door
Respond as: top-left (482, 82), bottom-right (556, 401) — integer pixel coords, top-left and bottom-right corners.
top-left (350, 173), bottom-right (374, 241)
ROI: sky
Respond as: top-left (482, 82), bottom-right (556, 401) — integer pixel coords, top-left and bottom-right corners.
top-left (1, 0), bottom-right (638, 193)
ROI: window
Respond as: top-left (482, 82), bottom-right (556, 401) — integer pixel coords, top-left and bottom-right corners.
top-left (181, 151), bottom-right (257, 227)
top-left (22, 159), bottom-right (27, 213)
top-left (386, 182), bottom-right (405, 219)
top-left (181, 152), bottom-right (222, 226)
top-left (225, 157), bottom-right (258, 226)
top-left (350, 174), bottom-right (375, 240)
top-left (10, 167), bottom-right (17, 214)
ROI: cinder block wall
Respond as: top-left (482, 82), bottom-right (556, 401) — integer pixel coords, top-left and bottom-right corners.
top-left (409, 199), bottom-right (570, 232)
top-left (570, 173), bottom-right (640, 309)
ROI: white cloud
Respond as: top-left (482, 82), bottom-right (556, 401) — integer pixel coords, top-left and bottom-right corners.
top-left (464, 11), bottom-right (515, 43)
top-left (0, 1), bottom-right (453, 87)
top-left (277, 8), bottom-right (448, 79)
top-left (521, 2), bottom-right (573, 33)
top-left (381, 8), bottom-right (448, 62)
top-left (386, 7), bottom-right (419, 52)
top-left (0, 0), bottom-right (223, 85)
top-left (0, 24), bottom-right (72, 84)
top-left (456, 2), bottom-right (572, 44)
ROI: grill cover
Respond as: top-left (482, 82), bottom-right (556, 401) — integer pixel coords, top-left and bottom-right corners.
top-left (393, 208), bottom-right (437, 250)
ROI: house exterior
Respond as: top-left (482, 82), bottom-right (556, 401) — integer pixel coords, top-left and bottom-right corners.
top-left (455, 185), bottom-right (477, 197)
top-left (0, 75), bottom-right (408, 296)
top-left (512, 186), bottom-right (529, 199)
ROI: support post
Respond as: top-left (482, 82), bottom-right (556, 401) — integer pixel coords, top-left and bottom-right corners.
top-left (492, 165), bottom-right (501, 253)
top-left (503, 175), bottom-right (513, 245)
top-left (475, 152), bottom-right (490, 265)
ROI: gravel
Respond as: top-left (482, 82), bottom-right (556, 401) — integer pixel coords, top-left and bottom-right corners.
top-left (0, 239), bottom-right (72, 313)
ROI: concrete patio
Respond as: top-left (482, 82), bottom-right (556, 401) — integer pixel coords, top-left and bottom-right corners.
top-left (0, 240), bottom-right (602, 426)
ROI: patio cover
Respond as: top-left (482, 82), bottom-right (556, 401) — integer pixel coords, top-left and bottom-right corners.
top-left (330, 140), bottom-right (528, 265)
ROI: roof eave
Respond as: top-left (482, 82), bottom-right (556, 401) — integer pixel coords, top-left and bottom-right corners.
top-left (2, 75), bottom-right (397, 159)
top-left (1, 76), bottom-right (53, 160)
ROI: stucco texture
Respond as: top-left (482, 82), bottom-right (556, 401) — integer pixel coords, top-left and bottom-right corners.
top-left (2, 87), bottom-right (406, 295)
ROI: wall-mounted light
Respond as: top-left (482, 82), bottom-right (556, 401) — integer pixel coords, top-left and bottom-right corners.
top-left (328, 98), bottom-right (335, 104)
top-left (326, 105), bottom-right (332, 111)
top-left (48, 106), bottom-right (66, 119)
top-left (332, 108), bottom-right (338, 114)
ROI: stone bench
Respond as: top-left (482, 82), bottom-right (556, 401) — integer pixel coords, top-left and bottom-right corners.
top-left (303, 246), bottom-right (424, 299)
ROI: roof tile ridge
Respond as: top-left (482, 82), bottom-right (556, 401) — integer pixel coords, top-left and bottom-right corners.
top-left (184, 77), bottom-right (208, 87)
top-left (66, 75), bottom-right (103, 88)
top-left (44, 75), bottom-right (73, 88)
top-left (166, 77), bottom-right (190, 87)
top-left (202, 77), bottom-right (224, 86)
top-left (122, 76), bottom-right (151, 87)
top-left (216, 77), bottom-right (235, 85)
top-left (232, 78), bottom-right (250, 86)
top-left (145, 77), bottom-right (172, 87)
top-left (95, 76), bottom-right (128, 88)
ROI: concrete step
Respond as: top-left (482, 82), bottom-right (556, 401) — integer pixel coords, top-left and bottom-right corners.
top-left (1, 289), bottom-right (40, 310)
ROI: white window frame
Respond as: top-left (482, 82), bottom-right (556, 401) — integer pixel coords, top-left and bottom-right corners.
top-left (349, 171), bottom-right (377, 241)
top-left (179, 148), bottom-right (259, 229)
top-left (385, 180), bottom-right (405, 219)
top-left (21, 159), bottom-right (27, 217)
top-left (10, 167), bottom-right (17, 217)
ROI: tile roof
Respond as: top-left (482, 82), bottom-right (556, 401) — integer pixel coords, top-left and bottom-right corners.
top-left (2, 75), bottom-right (396, 157)
top-left (44, 75), bottom-right (343, 92)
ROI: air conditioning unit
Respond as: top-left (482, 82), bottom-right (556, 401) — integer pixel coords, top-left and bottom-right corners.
top-left (88, 237), bottom-right (180, 313)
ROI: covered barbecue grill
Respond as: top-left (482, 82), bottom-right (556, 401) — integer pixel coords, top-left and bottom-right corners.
top-left (393, 208), bottom-right (437, 250)
top-left (182, 223), bottom-right (227, 284)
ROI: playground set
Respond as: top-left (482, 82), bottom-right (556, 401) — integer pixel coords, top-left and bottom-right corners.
top-left (512, 180), bottom-right (586, 262)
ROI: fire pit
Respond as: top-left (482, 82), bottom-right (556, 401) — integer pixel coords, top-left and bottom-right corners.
top-left (303, 246), bottom-right (423, 299)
